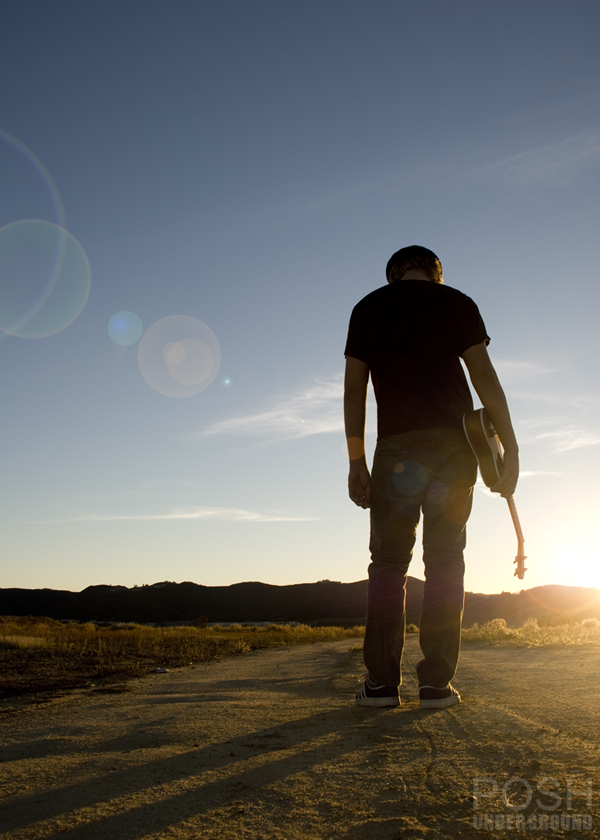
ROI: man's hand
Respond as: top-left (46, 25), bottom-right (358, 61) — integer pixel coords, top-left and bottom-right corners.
top-left (348, 459), bottom-right (371, 509)
top-left (491, 449), bottom-right (519, 498)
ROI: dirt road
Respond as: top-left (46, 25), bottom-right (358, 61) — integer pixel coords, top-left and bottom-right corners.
top-left (0, 637), bottom-right (598, 839)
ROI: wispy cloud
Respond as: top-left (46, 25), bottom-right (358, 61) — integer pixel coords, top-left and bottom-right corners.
top-left (469, 129), bottom-right (600, 187)
top-left (319, 129), bottom-right (600, 203)
top-left (475, 469), bottom-right (562, 491)
top-left (140, 479), bottom-right (208, 490)
top-left (492, 360), bottom-right (559, 380)
top-left (513, 410), bottom-right (600, 453)
top-left (533, 428), bottom-right (600, 453)
top-left (515, 409), bottom-right (600, 453)
top-left (518, 470), bottom-right (563, 478)
top-left (200, 374), bottom-right (362, 441)
top-left (31, 507), bottom-right (319, 524)
top-left (512, 390), bottom-right (600, 409)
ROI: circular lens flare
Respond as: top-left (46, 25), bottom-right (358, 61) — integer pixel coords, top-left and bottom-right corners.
top-left (0, 220), bottom-right (91, 338)
top-left (0, 129), bottom-right (66, 230)
top-left (108, 311), bottom-right (143, 346)
top-left (163, 341), bottom-right (186, 365)
top-left (0, 132), bottom-right (67, 344)
top-left (165, 338), bottom-right (214, 385)
top-left (138, 315), bottom-right (220, 397)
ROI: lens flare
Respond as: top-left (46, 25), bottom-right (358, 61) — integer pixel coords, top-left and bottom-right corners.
top-left (137, 315), bottom-right (220, 397)
top-left (0, 220), bottom-right (91, 338)
top-left (108, 311), bottom-right (143, 346)
top-left (164, 339), bottom-right (214, 385)
top-left (392, 460), bottom-right (429, 496)
top-left (0, 129), bottom-right (65, 230)
top-left (162, 341), bottom-right (186, 366)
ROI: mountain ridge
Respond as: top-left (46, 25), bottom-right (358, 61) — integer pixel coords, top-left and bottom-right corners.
top-left (1, 579), bottom-right (600, 627)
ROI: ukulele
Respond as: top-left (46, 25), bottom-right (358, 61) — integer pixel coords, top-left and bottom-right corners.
top-left (463, 408), bottom-right (527, 580)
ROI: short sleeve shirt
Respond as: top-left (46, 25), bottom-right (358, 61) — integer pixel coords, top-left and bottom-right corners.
top-left (344, 280), bottom-right (490, 438)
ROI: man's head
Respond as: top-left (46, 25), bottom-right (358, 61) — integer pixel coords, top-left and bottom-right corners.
top-left (385, 245), bottom-right (443, 284)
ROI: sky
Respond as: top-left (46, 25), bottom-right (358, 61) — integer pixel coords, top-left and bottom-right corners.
top-left (1, 0), bottom-right (599, 598)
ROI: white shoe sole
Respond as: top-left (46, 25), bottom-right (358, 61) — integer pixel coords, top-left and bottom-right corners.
top-left (419, 693), bottom-right (461, 710)
top-left (355, 696), bottom-right (400, 708)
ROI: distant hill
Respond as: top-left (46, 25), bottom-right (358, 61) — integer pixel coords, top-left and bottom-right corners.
top-left (0, 579), bottom-right (377, 625)
top-left (1, 579), bottom-right (600, 626)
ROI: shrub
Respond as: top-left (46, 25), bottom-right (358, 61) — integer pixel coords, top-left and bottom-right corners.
top-left (462, 617), bottom-right (600, 647)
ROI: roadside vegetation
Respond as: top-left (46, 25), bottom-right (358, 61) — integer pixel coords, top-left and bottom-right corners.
top-left (0, 616), bottom-right (363, 701)
top-left (462, 616), bottom-right (600, 647)
top-left (2, 614), bottom-right (599, 703)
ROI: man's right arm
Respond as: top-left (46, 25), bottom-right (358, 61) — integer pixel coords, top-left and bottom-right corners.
top-left (344, 355), bottom-right (372, 509)
top-left (462, 342), bottom-right (519, 497)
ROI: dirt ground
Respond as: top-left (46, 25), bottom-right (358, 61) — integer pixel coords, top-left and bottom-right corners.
top-left (0, 636), bottom-right (598, 840)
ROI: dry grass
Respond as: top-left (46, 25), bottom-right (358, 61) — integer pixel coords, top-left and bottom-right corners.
top-left (462, 616), bottom-right (600, 647)
top-left (0, 616), bottom-right (364, 700)
top-left (4, 613), bottom-right (598, 703)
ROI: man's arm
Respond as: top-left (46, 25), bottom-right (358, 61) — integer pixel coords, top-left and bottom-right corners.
top-left (344, 356), bottom-right (371, 508)
top-left (462, 342), bottom-right (519, 497)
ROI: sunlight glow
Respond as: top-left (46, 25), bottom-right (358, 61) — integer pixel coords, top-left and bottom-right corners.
top-left (546, 534), bottom-right (600, 590)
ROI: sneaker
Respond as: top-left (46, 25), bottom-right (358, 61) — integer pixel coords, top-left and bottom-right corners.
top-left (419, 684), bottom-right (461, 710)
top-left (355, 678), bottom-right (400, 707)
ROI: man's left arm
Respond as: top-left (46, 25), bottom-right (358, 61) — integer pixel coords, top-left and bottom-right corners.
top-left (462, 342), bottom-right (519, 498)
top-left (344, 356), bottom-right (371, 509)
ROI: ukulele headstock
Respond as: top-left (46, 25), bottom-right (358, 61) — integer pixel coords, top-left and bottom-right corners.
top-left (514, 547), bottom-right (527, 580)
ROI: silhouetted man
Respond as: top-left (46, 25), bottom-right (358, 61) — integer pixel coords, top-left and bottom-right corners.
top-left (344, 245), bottom-right (518, 709)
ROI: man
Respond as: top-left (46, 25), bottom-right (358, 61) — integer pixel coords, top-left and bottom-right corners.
top-left (344, 245), bottom-right (518, 710)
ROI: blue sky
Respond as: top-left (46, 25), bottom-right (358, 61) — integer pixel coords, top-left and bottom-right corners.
top-left (1, 0), bottom-right (599, 597)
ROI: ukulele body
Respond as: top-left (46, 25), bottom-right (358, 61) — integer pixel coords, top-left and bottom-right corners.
top-left (463, 408), bottom-right (527, 580)
top-left (462, 408), bottom-right (503, 488)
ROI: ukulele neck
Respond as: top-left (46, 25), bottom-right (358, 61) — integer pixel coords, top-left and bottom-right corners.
top-left (506, 495), bottom-right (525, 545)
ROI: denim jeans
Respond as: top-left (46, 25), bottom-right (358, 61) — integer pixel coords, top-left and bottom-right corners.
top-left (364, 427), bottom-right (477, 688)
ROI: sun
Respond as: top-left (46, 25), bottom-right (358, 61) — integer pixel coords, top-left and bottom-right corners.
top-left (548, 535), bottom-right (600, 590)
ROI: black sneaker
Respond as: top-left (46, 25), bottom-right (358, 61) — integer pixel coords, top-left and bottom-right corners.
top-left (419, 684), bottom-right (461, 710)
top-left (355, 678), bottom-right (400, 707)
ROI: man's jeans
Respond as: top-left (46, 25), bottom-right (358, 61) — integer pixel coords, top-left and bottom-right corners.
top-left (364, 427), bottom-right (477, 689)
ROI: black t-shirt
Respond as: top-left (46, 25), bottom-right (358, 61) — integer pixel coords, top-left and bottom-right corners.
top-left (344, 280), bottom-right (490, 438)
